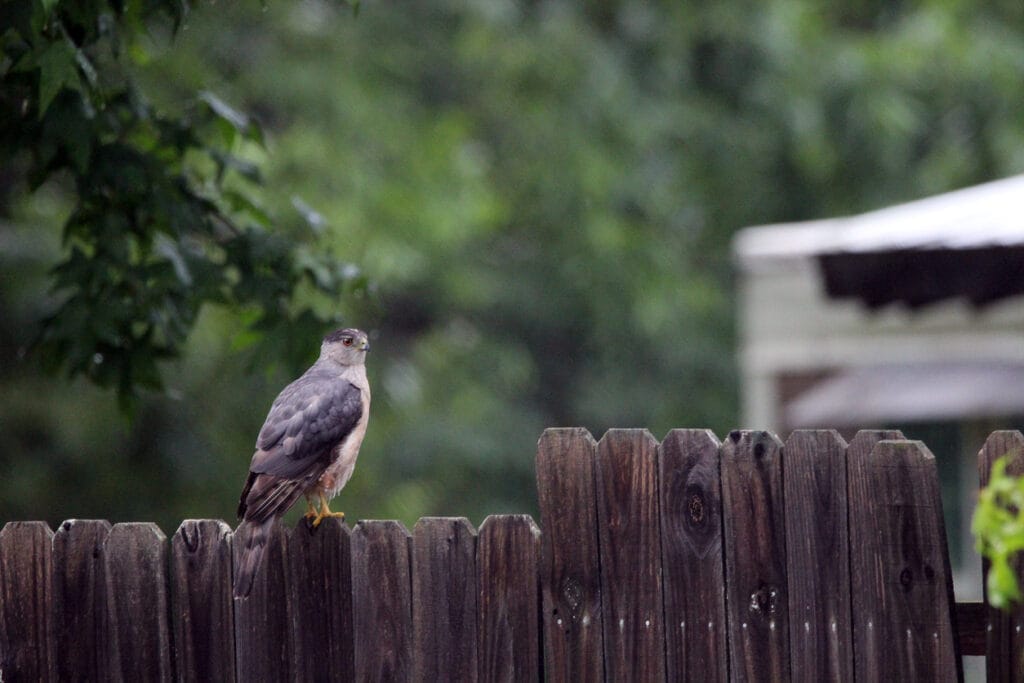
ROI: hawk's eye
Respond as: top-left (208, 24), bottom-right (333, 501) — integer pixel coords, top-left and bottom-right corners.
top-left (342, 338), bottom-right (353, 347)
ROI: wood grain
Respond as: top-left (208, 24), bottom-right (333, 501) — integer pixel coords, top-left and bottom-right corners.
top-left (233, 520), bottom-right (291, 680)
top-left (954, 601), bottom-right (986, 656)
top-left (721, 430), bottom-right (789, 682)
top-left (659, 429), bottom-right (727, 682)
top-left (103, 523), bottom-right (172, 682)
top-left (536, 428), bottom-right (603, 683)
top-left (783, 429), bottom-right (852, 682)
top-left (595, 429), bottom-right (665, 681)
top-left (848, 439), bottom-right (961, 682)
top-left (978, 430), bottom-right (1024, 682)
top-left (51, 519), bottom-right (112, 681)
top-left (351, 520), bottom-right (413, 681)
top-left (0, 425), bottom-right (1010, 680)
top-left (476, 514), bottom-right (541, 683)
top-left (170, 519), bottom-right (235, 683)
top-left (287, 517), bottom-right (354, 682)
top-left (412, 516), bottom-right (479, 681)
top-left (0, 521), bottom-right (54, 681)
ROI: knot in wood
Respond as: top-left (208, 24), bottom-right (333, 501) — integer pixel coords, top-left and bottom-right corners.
top-left (560, 576), bottom-right (584, 620)
top-left (688, 493), bottom-right (705, 527)
top-left (749, 584), bottom-right (779, 615)
top-left (899, 567), bottom-right (913, 590)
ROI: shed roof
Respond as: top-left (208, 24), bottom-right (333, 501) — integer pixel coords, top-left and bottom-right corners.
top-left (733, 175), bottom-right (1024, 307)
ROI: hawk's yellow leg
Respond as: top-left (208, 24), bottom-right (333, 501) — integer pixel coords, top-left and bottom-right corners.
top-left (309, 492), bottom-right (345, 528)
top-left (302, 496), bottom-right (317, 519)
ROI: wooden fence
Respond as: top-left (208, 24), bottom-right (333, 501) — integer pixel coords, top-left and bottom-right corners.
top-left (1, 428), bottom-right (1022, 681)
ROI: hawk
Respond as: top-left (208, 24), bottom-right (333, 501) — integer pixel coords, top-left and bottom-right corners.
top-left (233, 328), bottom-right (371, 599)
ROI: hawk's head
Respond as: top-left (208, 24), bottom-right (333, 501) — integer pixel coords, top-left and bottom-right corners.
top-left (321, 328), bottom-right (370, 366)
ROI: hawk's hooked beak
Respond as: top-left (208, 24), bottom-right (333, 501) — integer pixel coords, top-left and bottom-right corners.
top-left (360, 338), bottom-right (371, 352)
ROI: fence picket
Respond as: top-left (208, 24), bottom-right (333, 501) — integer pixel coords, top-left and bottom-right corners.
top-left (351, 520), bottom-right (413, 681)
top-left (536, 428), bottom-right (603, 682)
top-left (287, 517), bottom-right (354, 682)
top-left (721, 430), bottom-right (789, 682)
top-left (978, 430), bottom-right (1024, 682)
top-left (233, 520), bottom-right (291, 680)
top-left (52, 519), bottom-right (112, 681)
top-left (595, 429), bottom-right (665, 680)
top-left (412, 517), bottom-right (479, 681)
top-left (0, 427), bottom-right (1003, 680)
top-left (0, 521), bottom-right (54, 681)
top-left (848, 439), bottom-right (961, 682)
top-left (783, 429), bottom-right (852, 682)
top-left (104, 523), bottom-right (172, 682)
top-left (476, 514), bottom-right (541, 683)
top-left (659, 429), bottom-right (727, 682)
top-left (170, 519), bottom-right (235, 683)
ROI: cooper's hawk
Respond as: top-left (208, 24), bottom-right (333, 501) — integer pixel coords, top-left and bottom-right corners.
top-left (233, 328), bottom-right (371, 599)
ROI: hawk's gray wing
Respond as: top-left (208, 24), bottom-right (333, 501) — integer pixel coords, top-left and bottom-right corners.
top-left (248, 367), bottom-right (363, 479)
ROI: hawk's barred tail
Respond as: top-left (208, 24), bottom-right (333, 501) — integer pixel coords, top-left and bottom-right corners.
top-left (233, 518), bottom-right (274, 599)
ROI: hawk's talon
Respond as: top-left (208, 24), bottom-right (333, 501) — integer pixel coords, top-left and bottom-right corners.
top-left (308, 494), bottom-right (345, 528)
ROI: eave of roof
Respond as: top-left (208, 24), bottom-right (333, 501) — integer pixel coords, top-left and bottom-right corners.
top-left (734, 174), bottom-right (1024, 268)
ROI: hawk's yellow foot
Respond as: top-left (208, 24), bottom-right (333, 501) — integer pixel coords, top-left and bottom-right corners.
top-left (302, 497), bottom-right (317, 519)
top-left (309, 494), bottom-right (345, 528)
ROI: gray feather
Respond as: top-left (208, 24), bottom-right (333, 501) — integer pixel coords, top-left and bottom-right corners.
top-left (250, 366), bottom-right (363, 479)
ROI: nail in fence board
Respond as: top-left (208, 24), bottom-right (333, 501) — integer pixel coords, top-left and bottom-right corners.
top-left (351, 520), bottom-right (413, 680)
top-left (476, 514), bottom-right (541, 683)
top-left (233, 521), bottom-right (291, 680)
top-left (721, 430), bottom-right (789, 682)
top-left (848, 439), bottom-right (961, 682)
top-left (170, 519), bottom-right (235, 682)
top-left (595, 429), bottom-right (666, 680)
top-left (52, 519), bottom-right (112, 681)
top-left (659, 429), bottom-right (727, 682)
top-left (412, 517), bottom-right (479, 681)
top-left (536, 428), bottom-right (603, 682)
top-left (287, 517), bottom-right (354, 682)
top-left (783, 430), bottom-right (852, 682)
top-left (0, 521), bottom-right (54, 681)
top-left (104, 523), bottom-right (172, 681)
top-left (978, 430), bottom-right (1024, 682)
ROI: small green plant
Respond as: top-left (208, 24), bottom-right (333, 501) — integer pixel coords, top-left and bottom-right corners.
top-left (973, 456), bottom-right (1024, 608)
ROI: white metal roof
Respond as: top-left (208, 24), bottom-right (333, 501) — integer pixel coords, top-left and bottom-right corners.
top-left (734, 174), bottom-right (1024, 268)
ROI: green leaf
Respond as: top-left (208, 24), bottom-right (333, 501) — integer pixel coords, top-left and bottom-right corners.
top-left (222, 188), bottom-right (271, 226)
top-left (74, 48), bottom-right (98, 88)
top-left (35, 39), bottom-right (79, 116)
top-left (199, 90), bottom-right (250, 133)
top-left (291, 195), bottom-right (326, 234)
top-left (154, 233), bottom-right (193, 286)
top-left (197, 90), bottom-right (266, 148)
top-left (989, 557), bottom-right (1022, 609)
top-left (209, 149), bottom-right (262, 183)
top-left (40, 0), bottom-right (60, 17)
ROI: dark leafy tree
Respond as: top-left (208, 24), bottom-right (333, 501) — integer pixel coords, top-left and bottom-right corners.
top-left (0, 0), bottom-right (362, 409)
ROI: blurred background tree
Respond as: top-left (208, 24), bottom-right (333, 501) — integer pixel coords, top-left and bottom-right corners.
top-left (2, 0), bottom-right (1023, 534)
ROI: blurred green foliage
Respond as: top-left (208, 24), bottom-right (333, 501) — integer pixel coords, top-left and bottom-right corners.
top-left (975, 457), bottom-right (1024, 608)
top-left (0, 0), bottom-right (365, 410)
top-left (2, 0), bottom-right (1024, 534)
